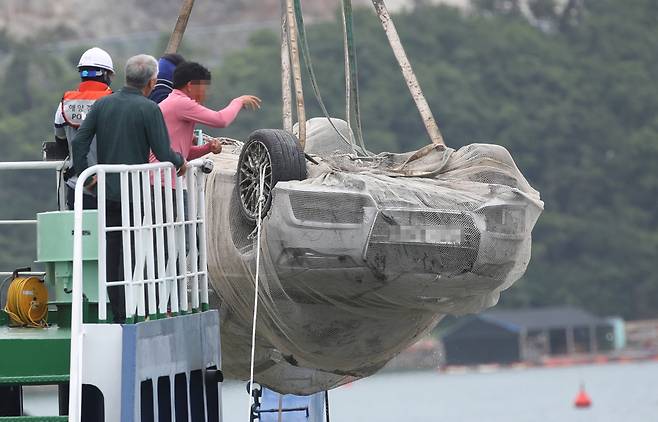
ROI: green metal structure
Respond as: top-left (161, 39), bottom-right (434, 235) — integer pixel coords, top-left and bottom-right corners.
top-left (1, 211), bottom-right (101, 419)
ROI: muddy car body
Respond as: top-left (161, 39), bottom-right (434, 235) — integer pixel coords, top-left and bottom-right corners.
top-left (204, 119), bottom-right (543, 394)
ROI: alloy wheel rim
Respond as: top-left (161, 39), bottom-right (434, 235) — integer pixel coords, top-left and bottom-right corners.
top-left (238, 140), bottom-right (273, 219)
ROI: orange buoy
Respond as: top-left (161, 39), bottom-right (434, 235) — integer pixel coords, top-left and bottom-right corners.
top-left (574, 384), bottom-right (592, 408)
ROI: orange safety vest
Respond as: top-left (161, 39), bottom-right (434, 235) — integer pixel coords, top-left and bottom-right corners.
top-left (60, 81), bottom-right (112, 128)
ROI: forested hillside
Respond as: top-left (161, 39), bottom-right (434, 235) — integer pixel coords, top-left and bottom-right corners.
top-left (0, 0), bottom-right (655, 319)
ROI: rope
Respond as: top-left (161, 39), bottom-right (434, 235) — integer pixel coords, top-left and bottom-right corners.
top-left (278, 394), bottom-right (284, 422)
top-left (325, 390), bottom-right (330, 422)
top-left (281, 1), bottom-right (294, 132)
top-left (371, 0), bottom-right (446, 146)
top-left (285, 0), bottom-right (307, 149)
top-left (247, 167), bottom-right (267, 421)
top-left (165, 0), bottom-right (196, 54)
top-left (341, 0), bottom-right (369, 154)
top-left (341, 1), bottom-right (351, 136)
top-left (4, 276), bottom-right (48, 328)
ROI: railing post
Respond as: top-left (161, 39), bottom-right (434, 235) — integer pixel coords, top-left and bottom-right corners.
top-left (164, 170), bottom-right (180, 315)
top-left (68, 167), bottom-right (97, 421)
top-left (187, 168), bottom-right (200, 312)
top-left (153, 169), bottom-right (169, 317)
top-left (141, 169), bottom-right (158, 318)
top-left (197, 168), bottom-right (209, 311)
top-left (120, 172), bottom-right (134, 323)
top-left (175, 175), bottom-right (188, 313)
top-left (97, 171), bottom-right (107, 322)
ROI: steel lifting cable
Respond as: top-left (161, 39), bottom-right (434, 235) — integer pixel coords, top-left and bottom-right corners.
top-left (341, 0), bottom-right (369, 154)
top-left (292, 0), bottom-right (355, 152)
top-left (247, 167), bottom-right (267, 421)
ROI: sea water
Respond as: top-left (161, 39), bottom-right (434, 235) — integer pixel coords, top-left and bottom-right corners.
top-left (24, 361), bottom-right (658, 421)
top-left (223, 361), bottom-right (658, 422)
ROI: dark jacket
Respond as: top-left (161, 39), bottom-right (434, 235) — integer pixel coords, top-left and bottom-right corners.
top-left (148, 80), bottom-right (173, 104)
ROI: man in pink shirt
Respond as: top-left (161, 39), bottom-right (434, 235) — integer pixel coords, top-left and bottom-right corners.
top-left (150, 61), bottom-right (261, 168)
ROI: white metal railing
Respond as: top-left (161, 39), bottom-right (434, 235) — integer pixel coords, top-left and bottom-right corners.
top-left (0, 160), bottom-right (66, 270)
top-left (0, 161), bottom-right (66, 171)
top-left (68, 159), bottom-right (211, 421)
top-left (0, 161), bottom-right (66, 227)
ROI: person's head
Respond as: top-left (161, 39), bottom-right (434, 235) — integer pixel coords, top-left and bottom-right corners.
top-left (173, 61), bottom-right (211, 103)
top-left (77, 47), bottom-right (114, 85)
top-left (157, 53), bottom-right (185, 83)
top-left (125, 54), bottom-right (159, 95)
top-left (162, 53), bottom-right (185, 66)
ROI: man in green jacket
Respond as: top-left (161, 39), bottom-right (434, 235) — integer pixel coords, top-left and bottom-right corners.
top-left (72, 54), bottom-right (186, 323)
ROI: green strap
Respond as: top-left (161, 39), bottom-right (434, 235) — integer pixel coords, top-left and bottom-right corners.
top-left (342, 0), bottom-right (369, 154)
top-left (292, 0), bottom-right (355, 151)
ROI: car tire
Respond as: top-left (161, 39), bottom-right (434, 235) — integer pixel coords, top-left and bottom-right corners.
top-left (237, 129), bottom-right (307, 222)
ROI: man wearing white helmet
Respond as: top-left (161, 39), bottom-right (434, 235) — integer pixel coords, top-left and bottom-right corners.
top-left (54, 47), bottom-right (114, 209)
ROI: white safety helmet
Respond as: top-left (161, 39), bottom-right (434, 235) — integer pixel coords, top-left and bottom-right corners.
top-left (77, 47), bottom-right (114, 73)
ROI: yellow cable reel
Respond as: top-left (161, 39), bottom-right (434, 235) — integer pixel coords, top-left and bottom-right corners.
top-left (4, 276), bottom-right (48, 328)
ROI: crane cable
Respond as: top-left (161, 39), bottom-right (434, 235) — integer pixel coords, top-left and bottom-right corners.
top-left (247, 168), bottom-right (267, 421)
top-left (340, 0), bottom-right (369, 154)
top-left (292, 0), bottom-right (355, 152)
top-left (290, 0), bottom-right (371, 156)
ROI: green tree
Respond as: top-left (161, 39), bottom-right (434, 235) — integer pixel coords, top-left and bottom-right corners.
top-left (207, 1), bottom-right (658, 319)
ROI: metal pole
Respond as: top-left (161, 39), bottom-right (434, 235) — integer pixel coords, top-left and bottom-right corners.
top-left (0, 161), bottom-right (65, 171)
top-left (165, 0), bottom-right (196, 54)
top-left (68, 167), bottom-right (97, 421)
top-left (175, 175), bottom-right (188, 313)
top-left (141, 170), bottom-right (157, 317)
top-left (197, 169), bottom-right (209, 310)
top-left (97, 171), bottom-right (107, 322)
top-left (164, 169), bottom-right (180, 315)
top-left (187, 168), bottom-right (200, 311)
top-left (120, 172), bottom-right (134, 321)
top-left (371, 0), bottom-right (446, 146)
top-left (153, 169), bottom-right (169, 316)
top-left (285, 0), bottom-right (306, 148)
top-left (281, 0), bottom-right (293, 132)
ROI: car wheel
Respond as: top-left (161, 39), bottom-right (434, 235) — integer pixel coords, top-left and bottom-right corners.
top-left (237, 129), bottom-right (307, 222)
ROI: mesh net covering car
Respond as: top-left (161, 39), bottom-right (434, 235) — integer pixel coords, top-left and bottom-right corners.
top-left (205, 118), bottom-right (543, 394)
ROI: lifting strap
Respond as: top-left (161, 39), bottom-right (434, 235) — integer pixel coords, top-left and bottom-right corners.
top-left (165, 0), bottom-right (196, 54)
top-left (341, 0), bottom-right (369, 154)
top-left (293, 0), bottom-right (355, 151)
top-left (280, 1), bottom-right (294, 133)
top-left (285, 0), bottom-right (307, 149)
top-left (371, 0), bottom-right (446, 146)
